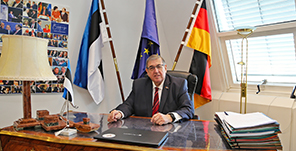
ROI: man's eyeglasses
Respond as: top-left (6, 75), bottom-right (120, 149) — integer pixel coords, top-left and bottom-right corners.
top-left (147, 64), bottom-right (164, 71)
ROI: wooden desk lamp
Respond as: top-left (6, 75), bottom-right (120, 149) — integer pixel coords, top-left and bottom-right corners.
top-left (0, 35), bottom-right (57, 130)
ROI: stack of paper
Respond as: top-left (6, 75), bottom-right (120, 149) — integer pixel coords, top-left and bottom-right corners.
top-left (215, 111), bottom-right (282, 150)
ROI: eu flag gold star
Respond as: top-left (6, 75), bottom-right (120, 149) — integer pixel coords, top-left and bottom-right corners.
top-left (148, 41), bottom-right (153, 46)
top-left (144, 48), bottom-right (149, 55)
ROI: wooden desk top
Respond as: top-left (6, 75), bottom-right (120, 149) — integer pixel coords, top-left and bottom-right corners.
top-left (0, 112), bottom-right (230, 150)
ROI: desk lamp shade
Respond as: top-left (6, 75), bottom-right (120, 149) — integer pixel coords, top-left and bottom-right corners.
top-left (0, 35), bottom-right (57, 130)
top-left (0, 35), bottom-right (56, 80)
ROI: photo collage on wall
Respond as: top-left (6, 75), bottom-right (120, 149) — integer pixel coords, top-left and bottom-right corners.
top-left (0, 0), bottom-right (70, 94)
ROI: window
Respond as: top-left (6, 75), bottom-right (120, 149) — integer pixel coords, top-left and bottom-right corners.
top-left (212, 0), bottom-right (296, 85)
top-left (213, 0), bottom-right (296, 32)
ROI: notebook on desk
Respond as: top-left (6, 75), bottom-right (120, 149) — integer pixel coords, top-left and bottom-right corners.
top-left (94, 128), bottom-right (168, 147)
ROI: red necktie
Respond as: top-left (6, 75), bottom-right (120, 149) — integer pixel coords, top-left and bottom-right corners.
top-left (152, 87), bottom-right (159, 116)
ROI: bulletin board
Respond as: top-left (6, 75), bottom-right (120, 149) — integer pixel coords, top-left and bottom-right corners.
top-left (0, 0), bottom-right (70, 94)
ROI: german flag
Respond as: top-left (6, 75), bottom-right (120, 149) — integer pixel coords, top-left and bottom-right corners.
top-left (186, 0), bottom-right (212, 109)
top-left (38, 2), bottom-right (42, 13)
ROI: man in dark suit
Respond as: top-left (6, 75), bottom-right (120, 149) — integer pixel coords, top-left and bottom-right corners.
top-left (40, 6), bottom-right (49, 16)
top-left (30, 19), bottom-right (36, 29)
top-left (8, 11), bottom-right (17, 22)
top-left (13, 24), bottom-right (22, 35)
top-left (12, 0), bottom-right (23, 8)
top-left (36, 20), bottom-right (42, 32)
top-left (0, 22), bottom-right (8, 34)
top-left (26, 1), bottom-right (31, 8)
top-left (108, 55), bottom-right (194, 125)
top-left (30, 10), bottom-right (37, 19)
top-left (32, 2), bottom-right (37, 9)
top-left (1, 0), bottom-right (9, 5)
top-left (5, 25), bottom-right (12, 34)
top-left (29, 29), bottom-right (36, 37)
top-left (60, 8), bottom-right (68, 22)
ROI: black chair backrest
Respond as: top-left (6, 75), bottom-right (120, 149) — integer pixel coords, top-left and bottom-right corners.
top-left (167, 70), bottom-right (198, 101)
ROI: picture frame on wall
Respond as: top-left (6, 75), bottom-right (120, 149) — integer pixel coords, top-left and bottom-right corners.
top-left (0, 0), bottom-right (70, 95)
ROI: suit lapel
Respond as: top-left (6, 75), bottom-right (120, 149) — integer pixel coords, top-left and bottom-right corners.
top-left (159, 74), bottom-right (170, 112)
top-left (145, 78), bottom-right (153, 116)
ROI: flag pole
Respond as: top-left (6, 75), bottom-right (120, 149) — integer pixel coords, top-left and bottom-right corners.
top-left (171, 0), bottom-right (202, 71)
top-left (100, 0), bottom-right (125, 102)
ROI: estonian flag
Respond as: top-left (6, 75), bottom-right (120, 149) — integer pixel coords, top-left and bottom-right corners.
top-left (186, 0), bottom-right (212, 109)
top-left (74, 0), bottom-right (106, 104)
top-left (62, 60), bottom-right (75, 105)
top-left (131, 0), bottom-right (160, 79)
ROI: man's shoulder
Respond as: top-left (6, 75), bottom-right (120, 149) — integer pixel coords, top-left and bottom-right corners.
top-left (166, 74), bottom-right (186, 84)
top-left (133, 76), bottom-right (150, 83)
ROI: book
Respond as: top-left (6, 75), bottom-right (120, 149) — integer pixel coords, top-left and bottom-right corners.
top-left (215, 112), bottom-right (281, 137)
top-left (223, 112), bottom-right (277, 129)
top-left (215, 111), bottom-right (282, 150)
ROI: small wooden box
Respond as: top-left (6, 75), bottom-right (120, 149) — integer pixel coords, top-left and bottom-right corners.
top-left (74, 118), bottom-right (100, 133)
top-left (36, 110), bottom-right (49, 120)
top-left (44, 115), bottom-right (59, 126)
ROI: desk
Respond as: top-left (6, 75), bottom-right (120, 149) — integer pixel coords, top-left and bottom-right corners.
top-left (0, 113), bottom-right (230, 150)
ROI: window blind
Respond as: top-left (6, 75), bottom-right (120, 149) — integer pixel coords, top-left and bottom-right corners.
top-left (226, 33), bottom-right (296, 84)
top-left (213, 0), bottom-right (296, 84)
top-left (213, 0), bottom-right (296, 32)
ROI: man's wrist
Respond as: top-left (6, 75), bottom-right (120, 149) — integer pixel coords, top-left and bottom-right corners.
top-left (168, 112), bottom-right (176, 122)
top-left (118, 110), bottom-right (124, 119)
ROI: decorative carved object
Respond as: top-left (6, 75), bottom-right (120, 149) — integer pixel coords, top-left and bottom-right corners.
top-left (74, 118), bottom-right (100, 133)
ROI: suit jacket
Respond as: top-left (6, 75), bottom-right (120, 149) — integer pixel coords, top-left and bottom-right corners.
top-left (1, 2), bottom-right (8, 5)
top-left (30, 22), bottom-right (36, 29)
top-left (8, 13), bottom-right (15, 21)
top-left (12, 2), bottom-right (23, 8)
top-left (32, 4), bottom-right (37, 9)
top-left (115, 74), bottom-right (194, 121)
top-left (0, 27), bottom-right (7, 34)
top-left (7, 30), bottom-right (12, 35)
top-left (13, 29), bottom-right (22, 35)
top-left (29, 31), bottom-right (36, 37)
top-left (37, 24), bottom-right (42, 32)
top-left (60, 12), bottom-right (68, 22)
top-left (31, 13), bottom-right (37, 19)
top-left (40, 8), bottom-right (49, 16)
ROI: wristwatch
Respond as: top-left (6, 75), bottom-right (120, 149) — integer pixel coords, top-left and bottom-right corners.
top-left (168, 112), bottom-right (175, 122)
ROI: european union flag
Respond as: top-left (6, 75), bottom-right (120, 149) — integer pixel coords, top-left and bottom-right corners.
top-left (131, 0), bottom-right (160, 79)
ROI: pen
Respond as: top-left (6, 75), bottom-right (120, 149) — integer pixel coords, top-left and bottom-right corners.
top-left (224, 111), bottom-right (228, 115)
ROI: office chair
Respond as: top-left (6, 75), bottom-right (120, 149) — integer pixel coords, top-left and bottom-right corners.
top-left (167, 70), bottom-right (199, 119)
top-left (167, 70), bottom-right (198, 101)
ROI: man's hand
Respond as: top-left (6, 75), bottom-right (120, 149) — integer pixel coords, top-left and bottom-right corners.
top-left (151, 113), bottom-right (172, 125)
top-left (107, 110), bottom-right (123, 123)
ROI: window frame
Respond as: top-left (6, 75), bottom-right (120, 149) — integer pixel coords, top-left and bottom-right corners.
top-left (208, 0), bottom-right (296, 96)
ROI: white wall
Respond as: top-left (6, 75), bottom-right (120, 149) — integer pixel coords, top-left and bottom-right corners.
top-left (0, 0), bottom-right (294, 150)
top-left (0, 0), bottom-right (197, 128)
